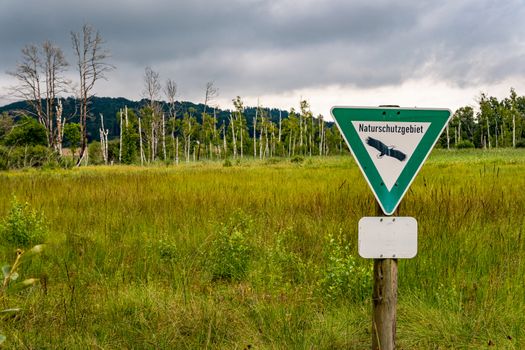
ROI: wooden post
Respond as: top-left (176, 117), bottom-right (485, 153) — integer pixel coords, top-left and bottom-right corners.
top-left (372, 202), bottom-right (398, 350)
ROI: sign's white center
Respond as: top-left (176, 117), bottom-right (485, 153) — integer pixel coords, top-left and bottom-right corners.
top-left (351, 121), bottom-right (431, 191)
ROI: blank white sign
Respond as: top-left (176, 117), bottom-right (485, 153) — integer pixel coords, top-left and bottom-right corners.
top-left (358, 217), bottom-right (417, 259)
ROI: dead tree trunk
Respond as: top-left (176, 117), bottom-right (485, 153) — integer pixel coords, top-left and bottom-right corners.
top-left (119, 109), bottom-right (123, 162)
top-left (253, 116), bottom-right (257, 158)
top-left (99, 113), bottom-right (109, 165)
top-left (55, 99), bottom-right (64, 156)
top-left (162, 113), bottom-right (167, 160)
top-left (240, 118), bottom-right (243, 159)
top-left (139, 117), bottom-right (145, 166)
top-left (230, 114), bottom-right (237, 159)
top-left (513, 113), bottom-right (516, 148)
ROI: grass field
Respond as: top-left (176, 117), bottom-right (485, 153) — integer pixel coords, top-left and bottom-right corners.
top-left (0, 149), bottom-right (524, 349)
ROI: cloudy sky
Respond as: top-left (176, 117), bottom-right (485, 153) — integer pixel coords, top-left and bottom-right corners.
top-left (1, 0), bottom-right (524, 118)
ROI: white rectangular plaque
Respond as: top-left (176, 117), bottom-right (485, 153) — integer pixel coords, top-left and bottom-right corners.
top-left (358, 217), bottom-right (417, 259)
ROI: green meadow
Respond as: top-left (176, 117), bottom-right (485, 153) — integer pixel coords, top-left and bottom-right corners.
top-left (0, 149), bottom-right (524, 349)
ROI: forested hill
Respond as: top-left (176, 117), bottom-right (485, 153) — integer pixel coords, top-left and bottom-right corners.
top-left (0, 96), bottom-right (292, 141)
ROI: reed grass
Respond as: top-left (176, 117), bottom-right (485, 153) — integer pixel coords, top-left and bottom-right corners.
top-left (0, 149), bottom-right (523, 348)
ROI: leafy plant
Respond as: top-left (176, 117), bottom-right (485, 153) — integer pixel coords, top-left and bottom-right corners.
top-left (456, 140), bottom-right (475, 149)
top-left (320, 232), bottom-right (371, 302)
top-left (208, 213), bottom-right (252, 281)
top-left (1, 244), bottom-right (45, 345)
top-left (290, 155), bottom-right (304, 164)
top-left (263, 231), bottom-right (310, 287)
top-left (0, 197), bottom-right (48, 248)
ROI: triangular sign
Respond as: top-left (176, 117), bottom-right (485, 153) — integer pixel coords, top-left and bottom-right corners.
top-left (331, 106), bottom-right (451, 215)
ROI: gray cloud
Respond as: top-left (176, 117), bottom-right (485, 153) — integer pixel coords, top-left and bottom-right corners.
top-left (1, 0), bottom-right (524, 106)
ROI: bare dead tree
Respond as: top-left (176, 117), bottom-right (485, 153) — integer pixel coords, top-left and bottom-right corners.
top-left (71, 23), bottom-right (113, 166)
top-left (8, 41), bottom-right (69, 149)
top-left (164, 78), bottom-right (178, 161)
top-left (142, 67), bottom-right (162, 161)
top-left (143, 67), bottom-right (161, 111)
top-left (164, 79), bottom-right (177, 115)
top-left (203, 81), bottom-right (218, 116)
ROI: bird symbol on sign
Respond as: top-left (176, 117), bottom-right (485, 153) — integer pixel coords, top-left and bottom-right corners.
top-left (365, 136), bottom-right (407, 162)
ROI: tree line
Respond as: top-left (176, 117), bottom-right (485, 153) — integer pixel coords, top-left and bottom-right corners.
top-left (102, 93), bottom-right (346, 166)
top-left (440, 88), bottom-right (525, 149)
top-left (1, 21), bottom-right (524, 169)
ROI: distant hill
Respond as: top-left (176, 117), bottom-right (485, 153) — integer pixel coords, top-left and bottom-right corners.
top-left (0, 96), bottom-right (292, 142)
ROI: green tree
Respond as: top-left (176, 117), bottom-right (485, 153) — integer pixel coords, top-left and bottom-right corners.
top-left (63, 123), bottom-right (81, 158)
top-left (0, 112), bottom-right (14, 142)
top-left (4, 116), bottom-right (48, 147)
top-left (120, 109), bottom-right (140, 164)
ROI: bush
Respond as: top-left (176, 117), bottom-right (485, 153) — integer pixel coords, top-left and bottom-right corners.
top-left (88, 142), bottom-right (103, 165)
top-left (290, 155), bottom-right (304, 164)
top-left (263, 230), bottom-right (310, 286)
top-left (320, 232), bottom-right (371, 302)
top-left (107, 139), bottom-right (120, 164)
top-left (0, 197), bottom-right (48, 248)
top-left (208, 213), bottom-right (252, 281)
top-left (3, 117), bottom-right (47, 147)
top-left (0, 145), bottom-right (53, 169)
top-left (223, 159), bottom-right (232, 167)
top-left (265, 158), bottom-right (281, 165)
top-left (456, 140), bottom-right (475, 149)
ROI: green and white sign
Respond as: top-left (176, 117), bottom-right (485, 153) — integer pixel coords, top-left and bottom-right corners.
top-left (331, 106), bottom-right (451, 215)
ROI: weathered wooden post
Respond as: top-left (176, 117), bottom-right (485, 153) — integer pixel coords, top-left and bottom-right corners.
top-left (372, 203), bottom-right (397, 350)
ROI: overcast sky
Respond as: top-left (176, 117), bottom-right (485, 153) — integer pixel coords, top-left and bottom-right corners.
top-left (1, 0), bottom-right (525, 118)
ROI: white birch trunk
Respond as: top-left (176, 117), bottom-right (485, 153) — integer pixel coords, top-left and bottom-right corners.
top-left (162, 113), bottom-right (167, 160)
top-left (299, 115), bottom-right (303, 152)
top-left (55, 99), bottom-right (64, 156)
top-left (119, 109), bottom-right (123, 162)
top-left (99, 113), bottom-right (109, 165)
top-left (319, 118), bottom-right (324, 156)
top-left (223, 124), bottom-right (227, 157)
top-left (176, 136), bottom-right (179, 165)
top-left (513, 113), bottom-right (516, 148)
top-left (230, 114), bottom-right (237, 159)
top-left (278, 110), bottom-right (282, 143)
top-left (151, 119), bottom-right (155, 162)
top-left (239, 116), bottom-right (243, 159)
top-left (253, 116), bottom-right (257, 158)
top-left (264, 125), bottom-right (269, 158)
top-left (139, 117), bottom-right (145, 166)
top-left (446, 124), bottom-right (450, 150)
top-left (487, 118), bottom-right (491, 149)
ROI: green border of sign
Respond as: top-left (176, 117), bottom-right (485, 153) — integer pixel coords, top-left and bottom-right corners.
top-left (331, 106), bottom-right (451, 215)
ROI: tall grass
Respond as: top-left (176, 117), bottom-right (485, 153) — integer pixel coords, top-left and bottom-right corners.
top-left (0, 149), bottom-right (523, 348)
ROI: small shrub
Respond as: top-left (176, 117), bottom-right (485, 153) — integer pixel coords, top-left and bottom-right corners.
top-left (223, 159), bottom-right (232, 167)
top-left (456, 140), bottom-right (475, 149)
top-left (319, 232), bottom-right (371, 302)
top-left (290, 155), bottom-right (304, 164)
top-left (88, 142), bottom-right (103, 165)
top-left (0, 198), bottom-right (48, 248)
top-left (157, 239), bottom-right (178, 262)
top-left (1, 145), bottom-right (52, 169)
top-left (515, 139), bottom-right (525, 148)
top-left (58, 156), bottom-right (75, 169)
top-left (208, 213), bottom-right (252, 281)
top-left (264, 231), bottom-right (309, 286)
top-left (265, 158), bottom-right (281, 165)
